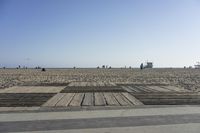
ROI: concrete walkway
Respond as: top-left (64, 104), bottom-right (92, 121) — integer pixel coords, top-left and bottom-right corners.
top-left (17, 124), bottom-right (200, 133)
top-left (0, 106), bottom-right (200, 133)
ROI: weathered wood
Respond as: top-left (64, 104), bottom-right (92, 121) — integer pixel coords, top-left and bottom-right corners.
top-left (121, 86), bottom-right (134, 93)
top-left (68, 82), bottom-right (87, 86)
top-left (0, 93), bottom-right (54, 107)
top-left (56, 93), bottom-right (75, 107)
top-left (138, 86), bottom-right (155, 93)
top-left (133, 94), bottom-right (200, 99)
top-left (145, 86), bottom-right (157, 92)
top-left (0, 86), bottom-right (65, 93)
top-left (94, 93), bottom-right (106, 106)
top-left (133, 86), bottom-right (148, 93)
top-left (122, 92), bottom-right (144, 105)
top-left (113, 93), bottom-right (132, 106)
top-left (131, 92), bottom-right (198, 96)
top-left (79, 82), bottom-right (87, 87)
top-left (161, 86), bottom-right (187, 92)
top-left (61, 86), bottom-right (125, 93)
top-left (139, 99), bottom-right (200, 105)
top-left (103, 93), bottom-right (120, 106)
top-left (129, 86), bottom-right (142, 93)
top-left (145, 86), bottom-right (159, 92)
top-left (148, 86), bottom-right (171, 92)
top-left (42, 93), bottom-right (65, 107)
top-left (135, 86), bottom-right (152, 93)
top-left (68, 82), bottom-right (76, 87)
top-left (82, 93), bottom-right (93, 106)
top-left (69, 93), bottom-right (84, 106)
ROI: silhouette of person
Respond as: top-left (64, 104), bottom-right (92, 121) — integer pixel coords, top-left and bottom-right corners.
top-left (140, 63), bottom-right (143, 70)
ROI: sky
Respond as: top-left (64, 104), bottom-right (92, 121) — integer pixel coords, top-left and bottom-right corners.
top-left (0, 0), bottom-right (200, 68)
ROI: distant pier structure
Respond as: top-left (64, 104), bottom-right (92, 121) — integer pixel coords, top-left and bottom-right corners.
top-left (194, 62), bottom-right (200, 69)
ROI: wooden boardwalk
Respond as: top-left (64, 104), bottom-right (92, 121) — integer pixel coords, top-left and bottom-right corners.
top-left (120, 85), bottom-right (189, 93)
top-left (0, 84), bottom-right (198, 107)
top-left (0, 93), bottom-right (55, 107)
top-left (60, 86), bottom-right (126, 93)
top-left (0, 86), bottom-right (65, 93)
top-left (43, 92), bottom-right (143, 107)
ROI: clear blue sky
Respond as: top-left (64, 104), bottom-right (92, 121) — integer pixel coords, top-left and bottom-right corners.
top-left (0, 0), bottom-right (200, 68)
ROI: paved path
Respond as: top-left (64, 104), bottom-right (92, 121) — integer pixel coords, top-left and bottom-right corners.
top-left (0, 106), bottom-right (200, 133)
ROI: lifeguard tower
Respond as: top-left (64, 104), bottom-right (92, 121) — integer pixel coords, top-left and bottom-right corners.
top-left (144, 62), bottom-right (153, 68)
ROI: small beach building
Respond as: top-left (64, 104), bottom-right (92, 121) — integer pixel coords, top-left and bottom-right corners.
top-left (144, 62), bottom-right (153, 68)
top-left (195, 62), bottom-right (200, 69)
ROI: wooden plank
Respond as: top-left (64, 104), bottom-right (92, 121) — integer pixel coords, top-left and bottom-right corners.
top-left (0, 86), bottom-right (64, 93)
top-left (92, 82), bottom-right (98, 86)
top-left (133, 86), bottom-right (147, 93)
top-left (122, 92), bottom-right (144, 105)
top-left (82, 93), bottom-right (93, 106)
top-left (145, 86), bottom-right (159, 92)
top-left (56, 93), bottom-right (75, 107)
top-left (121, 86), bottom-right (134, 93)
top-left (42, 93), bottom-right (65, 107)
top-left (144, 86), bottom-right (156, 92)
top-left (69, 93), bottom-right (84, 106)
top-left (131, 94), bottom-right (200, 99)
top-left (68, 82), bottom-right (76, 87)
top-left (61, 86), bottom-right (125, 93)
top-left (113, 93), bottom-right (132, 106)
top-left (148, 86), bottom-right (171, 92)
top-left (139, 99), bottom-right (200, 105)
top-left (80, 82), bottom-right (87, 87)
top-left (68, 82), bottom-right (87, 87)
top-left (94, 93), bottom-right (106, 106)
top-left (142, 92), bottom-right (196, 95)
top-left (129, 86), bottom-right (142, 93)
top-left (138, 86), bottom-right (154, 93)
top-left (161, 86), bottom-right (187, 92)
top-left (103, 93), bottom-right (120, 106)
top-left (134, 86), bottom-right (149, 93)
top-left (128, 86), bottom-right (141, 93)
